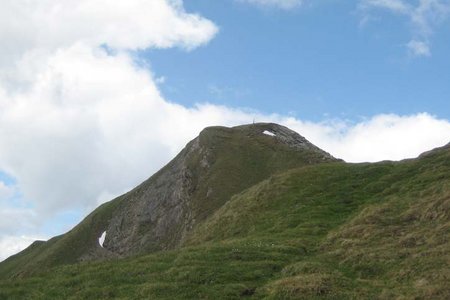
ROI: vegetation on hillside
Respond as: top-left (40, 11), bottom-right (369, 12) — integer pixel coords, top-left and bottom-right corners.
top-left (0, 143), bottom-right (448, 299)
top-left (0, 124), bottom-right (336, 279)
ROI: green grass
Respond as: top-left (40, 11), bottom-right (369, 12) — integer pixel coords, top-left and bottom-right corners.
top-left (0, 141), bottom-right (448, 299)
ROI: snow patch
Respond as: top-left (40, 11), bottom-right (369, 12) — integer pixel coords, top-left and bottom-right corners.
top-left (98, 231), bottom-right (106, 248)
top-left (263, 130), bottom-right (276, 137)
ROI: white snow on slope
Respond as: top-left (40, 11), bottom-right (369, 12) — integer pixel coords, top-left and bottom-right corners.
top-left (263, 130), bottom-right (276, 136)
top-left (98, 231), bottom-right (106, 248)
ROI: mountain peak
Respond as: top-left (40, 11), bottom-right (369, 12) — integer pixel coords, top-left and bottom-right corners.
top-left (0, 123), bottom-right (339, 277)
top-left (199, 122), bottom-right (335, 160)
top-left (235, 122), bottom-right (331, 153)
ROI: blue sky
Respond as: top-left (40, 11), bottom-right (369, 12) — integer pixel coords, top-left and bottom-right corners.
top-left (145, 0), bottom-right (450, 120)
top-left (0, 0), bottom-right (449, 261)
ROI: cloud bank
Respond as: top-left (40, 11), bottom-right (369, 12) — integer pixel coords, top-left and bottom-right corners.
top-left (0, 0), bottom-right (449, 261)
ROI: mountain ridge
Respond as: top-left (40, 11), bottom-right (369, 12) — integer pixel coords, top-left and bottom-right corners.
top-left (0, 131), bottom-right (448, 298)
top-left (1, 123), bottom-right (448, 299)
top-left (0, 123), bottom-right (338, 278)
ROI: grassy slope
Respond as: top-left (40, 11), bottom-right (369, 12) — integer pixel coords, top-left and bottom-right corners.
top-left (0, 146), bottom-right (448, 299)
top-left (0, 124), bottom-right (335, 279)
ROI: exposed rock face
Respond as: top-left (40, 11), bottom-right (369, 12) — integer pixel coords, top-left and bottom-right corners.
top-left (104, 138), bottom-right (200, 255)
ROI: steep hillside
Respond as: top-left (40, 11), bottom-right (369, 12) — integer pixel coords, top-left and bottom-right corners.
top-left (0, 141), bottom-right (448, 299)
top-left (0, 123), bottom-right (336, 278)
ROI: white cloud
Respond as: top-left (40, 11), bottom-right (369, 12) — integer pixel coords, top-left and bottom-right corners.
top-left (407, 39), bottom-right (431, 56)
top-left (282, 113), bottom-right (450, 162)
top-left (0, 0), bottom-right (218, 91)
top-left (0, 0), bottom-right (218, 53)
top-left (361, 0), bottom-right (410, 14)
top-left (0, 181), bottom-right (14, 200)
top-left (360, 0), bottom-right (450, 56)
top-left (238, 0), bottom-right (303, 9)
top-left (0, 208), bottom-right (36, 235)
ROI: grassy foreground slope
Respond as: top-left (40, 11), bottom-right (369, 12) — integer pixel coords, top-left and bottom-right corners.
top-left (0, 145), bottom-right (448, 299)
